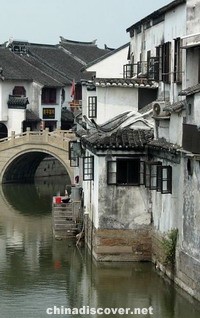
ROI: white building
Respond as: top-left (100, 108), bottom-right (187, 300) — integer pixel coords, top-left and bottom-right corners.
top-left (74, 0), bottom-right (200, 302)
top-left (81, 43), bottom-right (158, 126)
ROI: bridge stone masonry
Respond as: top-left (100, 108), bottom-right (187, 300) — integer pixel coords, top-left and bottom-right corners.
top-left (0, 128), bottom-right (75, 184)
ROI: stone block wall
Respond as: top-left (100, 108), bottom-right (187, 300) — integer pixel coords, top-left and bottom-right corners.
top-left (85, 216), bottom-right (152, 262)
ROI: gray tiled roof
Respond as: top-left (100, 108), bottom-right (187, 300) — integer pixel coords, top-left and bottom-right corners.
top-left (0, 48), bottom-right (64, 87)
top-left (179, 83), bottom-right (200, 96)
top-left (94, 78), bottom-right (158, 88)
top-left (59, 37), bottom-right (110, 65)
top-left (148, 138), bottom-right (181, 152)
top-left (21, 54), bottom-right (71, 85)
top-left (163, 100), bottom-right (186, 113)
top-left (80, 127), bottom-right (154, 150)
top-left (8, 95), bottom-right (29, 107)
top-left (28, 44), bottom-right (83, 82)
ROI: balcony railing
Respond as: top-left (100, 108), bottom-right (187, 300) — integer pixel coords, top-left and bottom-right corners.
top-left (123, 57), bottom-right (159, 81)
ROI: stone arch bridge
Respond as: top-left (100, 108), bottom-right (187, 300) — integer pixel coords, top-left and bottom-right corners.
top-left (0, 128), bottom-right (75, 184)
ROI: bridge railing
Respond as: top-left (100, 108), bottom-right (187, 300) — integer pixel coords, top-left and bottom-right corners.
top-left (0, 128), bottom-right (76, 151)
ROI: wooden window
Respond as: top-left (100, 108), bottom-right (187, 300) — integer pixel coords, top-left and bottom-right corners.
top-left (42, 88), bottom-right (57, 104)
top-left (13, 86), bottom-right (26, 96)
top-left (147, 57), bottom-right (159, 81)
top-left (174, 38), bottom-right (182, 83)
top-left (140, 161), bottom-right (145, 185)
top-left (157, 165), bottom-right (172, 194)
top-left (107, 161), bottom-right (117, 185)
top-left (161, 42), bottom-right (171, 83)
top-left (145, 162), bottom-right (161, 189)
top-left (145, 162), bottom-right (172, 193)
top-left (88, 96), bottom-right (97, 118)
top-left (83, 156), bottom-right (94, 181)
top-left (107, 158), bottom-right (140, 186)
top-left (69, 141), bottom-right (79, 167)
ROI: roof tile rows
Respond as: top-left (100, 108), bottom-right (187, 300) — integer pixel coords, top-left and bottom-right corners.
top-left (80, 127), bottom-right (154, 150)
top-left (0, 37), bottom-right (109, 86)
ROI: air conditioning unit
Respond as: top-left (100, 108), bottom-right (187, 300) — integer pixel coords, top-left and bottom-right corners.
top-left (152, 101), bottom-right (170, 117)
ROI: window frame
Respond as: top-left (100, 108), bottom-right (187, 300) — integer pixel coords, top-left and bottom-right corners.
top-left (107, 158), bottom-right (141, 186)
top-left (83, 156), bottom-right (94, 181)
top-left (174, 37), bottom-right (182, 83)
top-left (161, 42), bottom-right (171, 83)
top-left (147, 57), bottom-right (159, 81)
top-left (88, 96), bottom-right (97, 118)
top-left (160, 165), bottom-right (172, 194)
top-left (12, 86), bottom-right (26, 97)
top-left (42, 87), bottom-right (57, 104)
top-left (144, 161), bottom-right (162, 190)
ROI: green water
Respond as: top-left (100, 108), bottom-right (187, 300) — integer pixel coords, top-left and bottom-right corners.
top-left (0, 178), bottom-right (200, 318)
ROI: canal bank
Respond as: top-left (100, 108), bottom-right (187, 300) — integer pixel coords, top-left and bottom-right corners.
top-left (0, 180), bottom-right (200, 318)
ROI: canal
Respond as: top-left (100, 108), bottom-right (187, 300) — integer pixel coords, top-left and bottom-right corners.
top-left (0, 177), bottom-right (200, 318)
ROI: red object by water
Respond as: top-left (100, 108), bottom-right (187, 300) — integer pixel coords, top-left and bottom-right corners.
top-left (55, 196), bottom-right (62, 204)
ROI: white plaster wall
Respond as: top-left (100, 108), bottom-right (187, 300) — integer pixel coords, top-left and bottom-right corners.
top-left (81, 85), bottom-right (88, 120)
top-left (61, 86), bottom-right (71, 109)
top-left (82, 151), bottom-right (151, 230)
top-left (186, 0), bottom-right (200, 35)
top-left (156, 119), bottom-right (170, 141)
top-left (0, 80), bottom-right (33, 134)
top-left (97, 155), bottom-right (150, 229)
top-left (169, 113), bottom-right (184, 145)
top-left (7, 108), bottom-right (26, 135)
top-left (31, 82), bottom-right (42, 115)
top-left (182, 157), bottom-right (200, 261)
top-left (152, 159), bottom-right (184, 234)
top-left (194, 94), bottom-right (200, 124)
top-left (40, 88), bottom-right (62, 129)
top-left (130, 3), bottom-right (186, 104)
top-left (86, 45), bottom-right (129, 78)
top-left (96, 86), bottom-right (138, 124)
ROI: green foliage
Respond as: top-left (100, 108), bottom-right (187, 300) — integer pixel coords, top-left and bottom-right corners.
top-left (162, 228), bottom-right (178, 266)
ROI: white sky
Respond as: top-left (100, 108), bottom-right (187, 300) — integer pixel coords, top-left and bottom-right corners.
top-left (0, 0), bottom-right (171, 48)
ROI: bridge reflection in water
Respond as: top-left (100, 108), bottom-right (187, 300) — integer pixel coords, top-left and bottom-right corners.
top-left (0, 179), bottom-right (200, 318)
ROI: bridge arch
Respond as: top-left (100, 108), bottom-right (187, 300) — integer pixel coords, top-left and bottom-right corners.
top-left (1, 148), bottom-right (74, 184)
top-left (0, 130), bottom-right (75, 184)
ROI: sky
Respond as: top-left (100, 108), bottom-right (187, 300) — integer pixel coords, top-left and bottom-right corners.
top-left (0, 0), bottom-right (171, 49)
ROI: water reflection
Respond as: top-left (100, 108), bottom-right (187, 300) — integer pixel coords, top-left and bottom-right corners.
top-left (0, 180), bottom-right (200, 318)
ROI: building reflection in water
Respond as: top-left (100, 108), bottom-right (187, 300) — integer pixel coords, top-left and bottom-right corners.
top-left (0, 179), bottom-right (200, 318)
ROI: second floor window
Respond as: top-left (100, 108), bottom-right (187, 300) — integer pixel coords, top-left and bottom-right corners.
top-left (42, 88), bottom-right (57, 104)
top-left (174, 38), bottom-right (182, 83)
top-left (88, 96), bottom-right (97, 118)
top-left (13, 86), bottom-right (26, 96)
top-left (161, 42), bottom-right (171, 83)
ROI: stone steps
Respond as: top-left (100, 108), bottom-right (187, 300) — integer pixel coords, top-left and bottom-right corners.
top-left (52, 199), bottom-right (79, 239)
